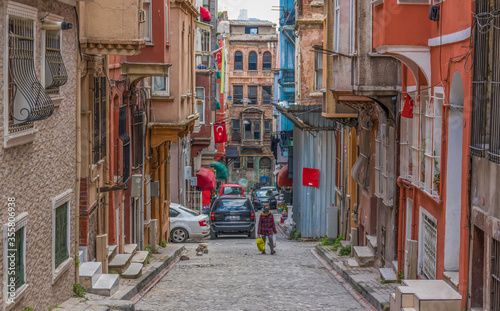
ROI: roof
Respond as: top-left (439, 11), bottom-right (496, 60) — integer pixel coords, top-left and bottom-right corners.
top-left (229, 20), bottom-right (275, 26)
top-left (273, 104), bottom-right (339, 130)
top-left (220, 184), bottom-right (244, 188)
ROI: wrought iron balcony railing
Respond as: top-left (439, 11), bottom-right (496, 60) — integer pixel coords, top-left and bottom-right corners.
top-left (280, 8), bottom-right (295, 26)
top-left (278, 69), bottom-right (295, 88)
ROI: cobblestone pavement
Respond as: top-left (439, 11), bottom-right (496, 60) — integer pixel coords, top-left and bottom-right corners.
top-left (135, 213), bottom-right (364, 311)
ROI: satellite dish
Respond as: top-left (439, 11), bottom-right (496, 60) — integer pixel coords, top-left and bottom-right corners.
top-left (238, 178), bottom-right (248, 187)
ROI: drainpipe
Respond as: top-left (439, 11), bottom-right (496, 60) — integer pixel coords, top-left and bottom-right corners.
top-left (75, 22), bottom-right (82, 284)
top-left (340, 127), bottom-right (345, 237)
top-left (396, 177), bottom-right (413, 275)
top-left (104, 55), bottom-right (110, 240)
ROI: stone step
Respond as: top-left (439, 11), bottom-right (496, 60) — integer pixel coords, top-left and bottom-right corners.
top-left (401, 308), bottom-right (416, 311)
top-left (131, 251), bottom-right (149, 265)
top-left (443, 271), bottom-right (459, 292)
top-left (78, 250), bottom-right (84, 264)
top-left (379, 267), bottom-right (398, 283)
top-left (340, 240), bottom-right (351, 247)
top-left (88, 274), bottom-right (120, 297)
top-left (344, 258), bottom-right (359, 268)
top-left (79, 262), bottom-right (102, 289)
top-left (121, 262), bottom-right (143, 279)
top-left (108, 253), bottom-right (133, 274)
top-left (366, 235), bottom-right (378, 252)
top-left (395, 280), bottom-right (462, 311)
top-left (123, 243), bottom-right (138, 255)
top-left (353, 246), bottom-right (374, 267)
top-left (392, 260), bottom-right (398, 273)
top-left (108, 245), bottom-right (118, 262)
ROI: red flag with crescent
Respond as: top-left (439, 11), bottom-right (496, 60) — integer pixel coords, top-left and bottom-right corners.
top-left (214, 122), bottom-right (227, 143)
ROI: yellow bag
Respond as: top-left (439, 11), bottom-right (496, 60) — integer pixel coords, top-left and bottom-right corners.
top-left (256, 238), bottom-right (265, 252)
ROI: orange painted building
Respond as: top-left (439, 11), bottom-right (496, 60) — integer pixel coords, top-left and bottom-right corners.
top-left (372, 0), bottom-right (473, 308)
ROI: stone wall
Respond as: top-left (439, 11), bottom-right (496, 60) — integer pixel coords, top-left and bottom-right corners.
top-left (0, 1), bottom-right (77, 309)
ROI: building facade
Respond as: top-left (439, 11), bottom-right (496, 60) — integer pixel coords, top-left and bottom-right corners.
top-left (226, 20), bottom-right (277, 191)
top-left (0, 1), bottom-right (77, 309)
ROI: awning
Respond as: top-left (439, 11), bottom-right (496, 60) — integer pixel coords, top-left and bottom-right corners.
top-left (272, 103), bottom-right (339, 130)
top-left (210, 161), bottom-right (228, 180)
top-left (277, 164), bottom-right (293, 187)
top-left (196, 167), bottom-right (216, 191)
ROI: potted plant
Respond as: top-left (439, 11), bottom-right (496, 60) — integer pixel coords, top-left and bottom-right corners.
top-left (433, 172), bottom-right (440, 196)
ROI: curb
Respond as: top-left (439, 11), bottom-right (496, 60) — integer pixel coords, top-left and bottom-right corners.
top-left (315, 245), bottom-right (390, 311)
top-left (112, 245), bottom-right (185, 301)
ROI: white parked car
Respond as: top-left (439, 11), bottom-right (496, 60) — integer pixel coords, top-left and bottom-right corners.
top-left (260, 186), bottom-right (278, 197)
top-left (169, 203), bottom-right (210, 243)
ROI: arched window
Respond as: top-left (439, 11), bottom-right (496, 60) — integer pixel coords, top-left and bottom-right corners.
top-left (262, 52), bottom-right (272, 70)
top-left (259, 157), bottom-right (272, 168)
top-left (234, 51), bottom-right (243, 70)
top-left (248, 51), bottom-right (257, 71)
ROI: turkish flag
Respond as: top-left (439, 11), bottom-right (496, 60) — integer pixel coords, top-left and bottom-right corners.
top-left (214, 122), bottom-right (228, 143)
top-left (402, 94), bottom-right (414, 119)
top-left (302, 168), bottom-right (320, 188)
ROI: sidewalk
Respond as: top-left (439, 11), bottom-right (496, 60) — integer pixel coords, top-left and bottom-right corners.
top-left (315, 245), bottom-right (397, 311)
top-left (59, 244), bottom-right (184, 311)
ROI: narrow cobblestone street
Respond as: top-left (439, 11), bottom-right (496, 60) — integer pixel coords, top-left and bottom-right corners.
top-left (135, 213), bottom-right (364, 311)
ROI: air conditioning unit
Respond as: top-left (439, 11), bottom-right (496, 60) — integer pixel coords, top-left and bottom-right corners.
top-left (131, 174), bottom-right (144, 198)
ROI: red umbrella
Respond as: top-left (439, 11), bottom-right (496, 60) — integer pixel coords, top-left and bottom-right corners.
top-left (196, 167), bottom-right (216, 191)
top-left (200, 7), bottom-right (211, 22)
top-left (277, 164), bottom-right (293, 187)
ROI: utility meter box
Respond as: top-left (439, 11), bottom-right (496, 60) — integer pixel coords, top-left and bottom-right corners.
top-left (131, 174), bottom-right (143, 198)
top-left (150, 181), bottom-right (159, 197)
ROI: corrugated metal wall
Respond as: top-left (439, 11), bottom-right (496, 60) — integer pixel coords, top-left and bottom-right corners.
top-left (292, 128), bottom-right (336, 238)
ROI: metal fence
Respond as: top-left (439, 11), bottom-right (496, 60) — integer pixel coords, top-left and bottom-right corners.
top-left (186, 191), bottom-right (203, 213)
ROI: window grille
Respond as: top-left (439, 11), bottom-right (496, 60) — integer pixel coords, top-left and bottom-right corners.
top-left (489, 1), bottom-right (500, 163)
top-left (14, 227), bottom-right (25, 289)
top-left (248, 86), bottom-right (258, 104)
top-left (421, 213), bottom-right (437, 280)
top-left (119, 105), bottom-right (130, 183)
top-left (248, 52), bottom-right (257, 71)
top-left (234, 51), bottom-right (243, 70)
top-left (262, 86), bottom-right (272, 105)
top-left (8, 16), bottom-right (53, 131)
top-left (55, 202), bottom-right (69, 268)
top-left (45, 30), bottom-right (68, 94)
top-left (492, 238), bottom-right (500, 310)
top-left (263, 52), bottom-right (272, 70)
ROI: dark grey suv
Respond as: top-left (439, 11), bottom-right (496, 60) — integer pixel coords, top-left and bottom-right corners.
top-left (209, 196), bottom-right (256, 239)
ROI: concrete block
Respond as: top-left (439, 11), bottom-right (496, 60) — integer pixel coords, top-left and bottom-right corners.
top-left (90, 274), bottom-right (119, 297)
top-left (366, 235), bottom-right (378, 252)
top-left (108, 245), bottom-right (118, 262)
top-left (122, 263), bottom-right (143, 279)
top-left (123, 244), bottom-right (138, 255)
top-left (131, 251), bottom-right (149, 265)
top-left (109, 254), bottom-right (133, 274)
top-left (79, 262), bottom-right (102, 289)
top-left (353, 246), bottom-right (374, 267)
top-left (379, 268), bottom-right (398, 283)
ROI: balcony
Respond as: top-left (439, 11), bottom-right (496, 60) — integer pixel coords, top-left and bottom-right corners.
top-left (78, 0), bottom-right (145, 55)
top-left (241, 140), bottom-right (264, 149)
top-left (278, 69), bottom-right (295, 92)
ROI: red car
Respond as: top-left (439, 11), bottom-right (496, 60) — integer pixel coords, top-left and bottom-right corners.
top-left (219, 184), bottom-right (245, 197)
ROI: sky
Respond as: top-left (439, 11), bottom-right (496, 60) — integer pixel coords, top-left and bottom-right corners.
top-left (218, 0), bottom-right (280, 24)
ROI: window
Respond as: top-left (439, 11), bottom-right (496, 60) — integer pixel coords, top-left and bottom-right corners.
top-left (234, 51), bottom-right (243, 70)
top-left (202, 0), bottom-right (210, 10)
top-left (44, 29), bottom-right (68, 95)
top-left (263, 51), bottom-right (272, 70)
top-left (248, 86), bottom-right (258, 104)
top-left (195, 27), bottom-right (211, 67)
top-left (3, 211), bottom-right (28, 305)
top-left (262, 86), bottom-right (272, 105)
top-left (419, 209), bottom-right (437, 280)
top-left (152, 69), bottom-right (171, 96)
top-left (254, 120), bottom-right (261, 139)
top-left (234, 157), bottom-right (241, 169)
top-left (264, 119), bottom-right (272, 133)
top-left (260, 157), bottom-right (271, 168)
top-left (143, 0), bottom-right (152, 42)
top-left (93, 76), bottom-right (107, 164)
top-left (315, 53), bottom-right (323, 90)
top-left (6, 13), bottom-right (53, 134)
top-left (169, 208), bottom-right (180, 217)
top-left (247, 156), bottom-right (254, 169)
top-left (244, 121), bottom-right (252, 140)
top-left (375, 124), bottom-right (395, 205)
top-left (232, 119), bottom-right (241, 141)
top-left (248, 51), bottom-right (257, 71)
top-left (349, 0), bottom-right (356, 54)
top-left (54, 202), bottom-right (69, 268)
top-left (471, 0), bottom-right (500, 163)
top-left (196, 87), bottom-right (205, 124)
top-left (334, 0), bottom-right (340, 52)
top-left (233, 85), bottom-right (243, 104)
top-left (245, 27), bottom-right (258, 34)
